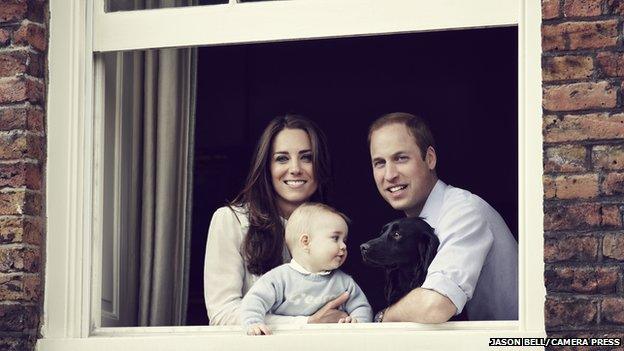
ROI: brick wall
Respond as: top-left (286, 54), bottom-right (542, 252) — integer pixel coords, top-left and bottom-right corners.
top-left (0, 1), bottom-right (46, 350)
top-left (542, 0), bottom-right (624, 348)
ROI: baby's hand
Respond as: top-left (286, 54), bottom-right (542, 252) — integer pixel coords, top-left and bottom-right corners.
top-left (247, 323), bottom-right (272, 335)
top-left (338, 316), bottom-right (358, 323)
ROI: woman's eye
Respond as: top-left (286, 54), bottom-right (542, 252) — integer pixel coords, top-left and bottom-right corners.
top-left (301, 154), bottom-right (313, 162)
top-left (275, 156), bottom-right (288, 163)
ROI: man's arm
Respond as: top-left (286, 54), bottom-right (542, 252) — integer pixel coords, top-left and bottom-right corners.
top-left (382, 287), bottom-right (456, 323)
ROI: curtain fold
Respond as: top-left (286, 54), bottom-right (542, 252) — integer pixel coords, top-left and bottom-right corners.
top-left (126, 0), bottom-right (197, 326)
top-left (135, 46), bottom-right (196, 326)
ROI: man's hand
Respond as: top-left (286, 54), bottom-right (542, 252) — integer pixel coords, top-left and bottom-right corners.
top-left (307, 292), bottom-right (349, 323)
top-left (246, 323), bottom-right (272, 335)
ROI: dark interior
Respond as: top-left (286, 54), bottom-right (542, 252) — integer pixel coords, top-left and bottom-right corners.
top-left (187, 26), bottom-right (518, 325)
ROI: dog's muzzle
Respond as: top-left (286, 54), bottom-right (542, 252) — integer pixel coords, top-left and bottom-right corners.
top-left (360, 243), bottom-right (370, 255)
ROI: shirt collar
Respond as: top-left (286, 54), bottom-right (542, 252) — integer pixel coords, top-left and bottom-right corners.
top-left (289, 258), bottom-right (331, 276)
top-left (418, 179), bottom-right (447, 229)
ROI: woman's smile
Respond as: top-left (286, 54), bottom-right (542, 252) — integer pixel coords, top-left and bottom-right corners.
top-left (270, 128), bottom-right (318, 217)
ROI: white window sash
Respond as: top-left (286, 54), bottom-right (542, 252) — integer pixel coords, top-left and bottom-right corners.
top-left (92, 0), bottom-right (519, 52)
top-left (43, 0), bottom-right (545, 349)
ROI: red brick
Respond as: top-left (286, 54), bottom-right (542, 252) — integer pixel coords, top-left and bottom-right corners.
top-left (544, 203), bottom-right (620, 231)
top-left (604, 233), bottom-right (624, 260)
top-left (593, 145), bottom-right (624, 170)
top-left (597, 52), bottom-right (624, 77)
top-left (603, 172), bottom-right (624, 195)
top-left (0, 191), bottom-right (41, 216)
top-left (0, 337), bottom-right (35, 351)
top-left (0, 217), bottom-right (41, 244)
top-left (0, 50), bottom-right (43, 78)
top-left (0, 304), bottom-right (37, 331)
top-left (544, 114), bottom-right (624, 142)
top-left (0, 273), bottom-right (38, 301)
top-left (0, 132), bottom-right (43, 160)
top-left (0, 246), bottom-right (39, 273)
top-left (543, 82), bottom-right (617, 111)
top-left (0, 77), bottom-right (44, 104)
top-left (607, 0), bottom-right (624, 14)
top-left (542, 20), bottom-right (619, 51)
top-left (568, 20), bottom-right (619, 49)
top-left (602, 298), bottom-right (624, 324)
top-left (0, 28), bottom-right (10, 46)
top-left (0, 0), bottom-right (27, 23)
top-left (545, 266), bottom-right (618, 293)
top-left (544, 145), bottom-right (587, 172)
top-left (25, 0), bottom-right (44, 23)
top-left (603, 205), bottom-right (622, 227)
top-left (564, 0), bottom-right (603, 16)
top-left (546, 174), bottom-right (599, 199)
top-left (0, 162), bottom-right (40, 189)
top-left (542, 24), bottom-right (567, 51)
top-left (547, 332), bottom-right (624, 351)
top-left (12, 22), bottom-right (45, 51)
top-left (0, 107), bottom-right (44, 132)
top-left (0, 52), bottom-right (27, 77)
top-left (544, 176), bottom-right (556, 198)
top-left (545, 296), bottom-right (597, 327)
top-left (543, 0), bottom-right (561, 19)
top-left (545, 235), bottom-right (599, 262)
top-left (543, 55), bottom-right (594, 81)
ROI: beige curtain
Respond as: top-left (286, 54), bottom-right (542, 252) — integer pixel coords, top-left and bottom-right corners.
top-left (133, 46), bottom-right (196, 326)
top-left (120, 0), bottom-right (197, 328)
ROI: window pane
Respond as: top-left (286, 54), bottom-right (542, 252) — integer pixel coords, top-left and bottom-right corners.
top-left (107, 0), bottom-right (227, 12)
top-left (98, 48), bottom-right (196, 327)
top-left (96, 28), bottom-right (518, 327)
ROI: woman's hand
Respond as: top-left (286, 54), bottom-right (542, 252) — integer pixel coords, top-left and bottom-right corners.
top-left (307, 292), bottom-right (349, 323)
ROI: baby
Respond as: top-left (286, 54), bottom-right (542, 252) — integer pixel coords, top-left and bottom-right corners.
top-left (240, 202), bottom-right (373, 335)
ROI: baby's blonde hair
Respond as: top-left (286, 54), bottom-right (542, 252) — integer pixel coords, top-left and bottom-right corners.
top-left (285, 203), bottom-right (350, 251)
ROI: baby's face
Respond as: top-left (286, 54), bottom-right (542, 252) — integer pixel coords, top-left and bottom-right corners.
top-left (306, 212), bottom-right (349, 272)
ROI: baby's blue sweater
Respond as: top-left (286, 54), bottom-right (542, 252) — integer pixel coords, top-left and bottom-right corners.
top-left (240, 264), bottom-right (373, 327)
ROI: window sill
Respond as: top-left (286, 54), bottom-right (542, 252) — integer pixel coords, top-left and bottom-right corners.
top-left (38, 321), bottom-right (545, 351)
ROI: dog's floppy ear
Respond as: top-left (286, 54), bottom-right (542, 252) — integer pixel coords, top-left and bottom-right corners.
top-left (411, 221), bottom-right (440, 289)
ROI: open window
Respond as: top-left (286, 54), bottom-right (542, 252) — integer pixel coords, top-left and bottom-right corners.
top-left (42, 0), bottom-right (546, 349)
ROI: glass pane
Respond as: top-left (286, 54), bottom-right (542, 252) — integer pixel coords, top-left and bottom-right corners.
top-left (107, 0), bottom-right (227, 12)
top-left (97, 48), bottom-right (197, 327)
top-left (96, 28), bottom-right (518, 327)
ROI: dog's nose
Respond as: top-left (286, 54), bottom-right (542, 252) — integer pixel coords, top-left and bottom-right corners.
top-left (360, 243), bottom-right (370, 253)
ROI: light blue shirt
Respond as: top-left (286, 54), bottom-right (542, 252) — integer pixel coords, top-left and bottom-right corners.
top-left (419, 180), bottom-right (518, 320)
top-left (240, 260), bottom-right (373, 327)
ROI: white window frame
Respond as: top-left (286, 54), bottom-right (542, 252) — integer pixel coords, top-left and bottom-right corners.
top-left (41, 0), bottom-right (545, 350)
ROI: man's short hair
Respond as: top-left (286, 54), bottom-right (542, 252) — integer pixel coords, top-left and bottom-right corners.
top-left (285, 203), bottom-right (350, 250)
top-left (367, 112), bottom-right (436, 161)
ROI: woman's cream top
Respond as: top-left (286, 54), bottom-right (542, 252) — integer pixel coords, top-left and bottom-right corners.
top-left (203, 205), bottom-right (308, 325)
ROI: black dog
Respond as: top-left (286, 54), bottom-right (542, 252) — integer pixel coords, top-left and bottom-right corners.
top-left (360, 217), bottom-right (439, 307)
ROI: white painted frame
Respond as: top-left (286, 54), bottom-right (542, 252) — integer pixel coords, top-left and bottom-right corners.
top-left (40, 0), bottom-right (545, 350)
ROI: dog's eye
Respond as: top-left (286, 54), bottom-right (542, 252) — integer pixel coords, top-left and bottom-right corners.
top-left (392, 232), bottom-right (401, 240)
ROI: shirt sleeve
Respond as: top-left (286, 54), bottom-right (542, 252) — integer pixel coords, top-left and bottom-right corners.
top-left (421, 198), bottom-right (494, 315)
top-left (239, 272), bottom-right (279, 328)
top-left (343, 275), bottom-right (373, 323)
top-left (204, 207), bottom-right (247, 325)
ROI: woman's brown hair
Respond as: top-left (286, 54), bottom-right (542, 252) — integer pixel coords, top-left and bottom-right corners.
top-left (230, 114), bottom-right (332, 275)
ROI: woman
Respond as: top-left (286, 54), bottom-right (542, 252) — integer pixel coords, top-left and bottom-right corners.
top-left (204, 114), bottom-right (348, 325)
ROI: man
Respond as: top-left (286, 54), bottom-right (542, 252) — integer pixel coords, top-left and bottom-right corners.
top-left (368, 112), bottom-right (518, 323)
